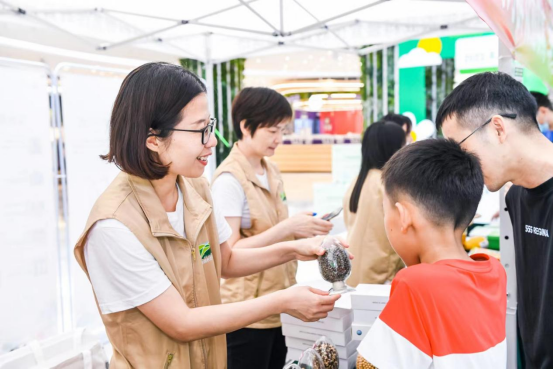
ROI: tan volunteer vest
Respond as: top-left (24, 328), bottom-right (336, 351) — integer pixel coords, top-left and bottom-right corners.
top-left (343, 169), bottom-right (404, 287)
top-left (213, 144), bottom-right (297, 329)
top-left (74, 172), bottom-right (226, 369)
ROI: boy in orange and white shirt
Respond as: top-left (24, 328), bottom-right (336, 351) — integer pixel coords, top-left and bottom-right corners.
top-left (357, 139), bottom-right (507, 369)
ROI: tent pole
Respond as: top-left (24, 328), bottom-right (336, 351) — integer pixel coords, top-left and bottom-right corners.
top-left (383, 46), bottom-right (388, 115)
top-left (226, 61), bottom-right (233, 144)
top-left (289, 20), bottom-right (359, 42)
top-left (280, 0), bottom-right (284, 35)
top-left (372, 52), bottom-right (377, 122)
top-left (100, 11), bottom-right (203, 60)
top-left (358, 16), bottom-right (481, 55)
top-left (394, 45), bottom-right (399, 113)
top-left (290, 0), bottom-right (387, 35)
top-left (238, 0), bottom-right (280, 35)
top-left (205, 34), bottom-right (217, 180)
top-left (101, 1), bottom-right (259, 23)
top-left (0, 2), bottom-right (98, 48)
top-left (193, 0), bottom-right (259, 22)
top-left (98, 22), bottom-right (184, 51)
top-left (291, 0), bottom-right (351, 48)
top-left (190, 21), bottom-right (275, 36)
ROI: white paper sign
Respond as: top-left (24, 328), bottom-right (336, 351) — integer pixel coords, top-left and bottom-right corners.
top-left (61, 70), bottom-right (126, 329)
top-left (0, 63), bottom-right (58, 353)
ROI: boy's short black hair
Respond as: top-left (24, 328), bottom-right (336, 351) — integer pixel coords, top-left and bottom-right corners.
top-left (232, 87), bottom-right (292, 139)
top-left (382, 113), bottom-right (412, 133)
top-left (382, 139), bottom-right (484, 230)
top-left (531, 91), bottom-right (553, 110)
top-left (436, 72), bottom-right (539, 133)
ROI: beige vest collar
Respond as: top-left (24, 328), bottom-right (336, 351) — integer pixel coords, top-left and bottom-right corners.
top-left (127, 174), bottom-right (212, 245)
top-left (229, 143), bottom-right (281, 200)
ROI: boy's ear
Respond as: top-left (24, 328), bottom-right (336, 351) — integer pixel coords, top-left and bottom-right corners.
top-left (395, 201), bottom-right (413, 234)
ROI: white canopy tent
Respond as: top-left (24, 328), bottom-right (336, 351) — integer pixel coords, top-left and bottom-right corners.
top-left (0, 0), bottom-right (490, 66)
top-left (0, 2), bottom-right (535, 369)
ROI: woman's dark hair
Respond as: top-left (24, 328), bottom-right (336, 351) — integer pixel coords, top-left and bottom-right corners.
top-left (232, 87), bottom-right (292, 139)
top-left (382, 113), bottom-right (412, 133)
top-left (101, 62), bottom-right (206, 180)
top-left (349, 121), bottom-right (406, 213)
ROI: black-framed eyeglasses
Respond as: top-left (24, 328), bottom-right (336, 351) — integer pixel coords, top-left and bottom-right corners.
top-left (150, 118), bottom-right (216, 145)
top-left (459, 113), bottom-right (517, 145)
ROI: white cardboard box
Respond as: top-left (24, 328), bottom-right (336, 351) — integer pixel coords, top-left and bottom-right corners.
top-left (286, 348), bottom-right (357, 369)
top-left (352, 322), bottom-right (372, 341)
top-left (281, 310), bottom-right (353, 332)
top-left (353, 309), bottom-right (381, 325)
top-left (282, 323), bottom-right (352, 346)
top-left (350, 284), bottom-right (391, 311)
top-left (285, 336), bottom-right (360, 358)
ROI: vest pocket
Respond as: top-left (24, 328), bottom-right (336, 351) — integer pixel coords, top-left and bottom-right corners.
top-left (163, 352), bottom-right (174, 369)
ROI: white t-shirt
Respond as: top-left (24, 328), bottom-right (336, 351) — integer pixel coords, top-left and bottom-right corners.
top-left (211, 171), bottom-right (270, 229)
top-left (84, 184), bottom-right (232, 314)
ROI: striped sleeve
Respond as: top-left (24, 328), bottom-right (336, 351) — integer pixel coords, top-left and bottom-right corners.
top-left (357, 278), bottom-right (432, 369)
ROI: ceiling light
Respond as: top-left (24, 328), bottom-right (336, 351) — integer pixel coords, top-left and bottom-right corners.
top-left (330, 93), bottom-right (357, 99)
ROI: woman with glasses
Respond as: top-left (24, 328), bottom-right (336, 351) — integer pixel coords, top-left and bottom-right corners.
top-left (73, 63), bottom-right (345, 369)
top-left (211, 87), bottom-right (333, 369)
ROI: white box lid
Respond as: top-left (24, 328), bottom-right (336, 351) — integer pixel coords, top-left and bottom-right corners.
top-left (281, 310), bottom-right (353, 333)
top-left (350, 284), bottom-right (390, 311)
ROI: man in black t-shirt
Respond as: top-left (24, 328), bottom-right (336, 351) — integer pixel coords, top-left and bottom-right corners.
top-left (435, 72), bottom-right (553, 369)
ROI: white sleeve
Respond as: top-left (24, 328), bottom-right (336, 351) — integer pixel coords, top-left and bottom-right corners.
top-left (84, 219), bottom-right (172, 314)
top-left (214, 204), bottom-right (232, 244)
top-left (211, 173), bottom-right (246, 218)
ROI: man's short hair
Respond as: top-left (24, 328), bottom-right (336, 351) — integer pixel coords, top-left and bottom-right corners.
top-left (436, 72), bottom-right (538, 133)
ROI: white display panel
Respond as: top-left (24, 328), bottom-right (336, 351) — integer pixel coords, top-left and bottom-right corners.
top-left (0, 63), bottom-right (59, 352)
top-left (332, 144), bottom-right (361, 185)
top-left (60, 71), bottom-right (125, 329)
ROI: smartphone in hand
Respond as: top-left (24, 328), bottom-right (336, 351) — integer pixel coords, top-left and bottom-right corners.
top-left (321, 207), bottom-right (342, 221)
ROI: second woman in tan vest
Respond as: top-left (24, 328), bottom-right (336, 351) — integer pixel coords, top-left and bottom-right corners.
top-left (212, 87), bottom-right (333, 369)
top-left (343, 121), bottom-right (406, 287)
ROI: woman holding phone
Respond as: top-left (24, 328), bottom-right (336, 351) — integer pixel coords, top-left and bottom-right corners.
top-left (211, 87), bottom-right (333, 369)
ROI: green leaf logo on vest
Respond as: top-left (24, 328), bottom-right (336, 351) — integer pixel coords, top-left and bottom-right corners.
top-left (199, 243), bottom-right (213, 264)
top-left (280, 191), bottom-right (287, 202)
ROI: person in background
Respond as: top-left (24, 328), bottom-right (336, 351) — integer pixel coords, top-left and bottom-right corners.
top-left (211, 87), bottom-right (333, 369)
top-left (74, 63), bottom-right (344, 369)
top-left (530, 91), bottom-right (553, 133)
top-left (343, 121), bottom-right (406, 287)
top-left (437, 72), bottom-right (553, 369)
top-left (383, 112), bottom-right (413, 143)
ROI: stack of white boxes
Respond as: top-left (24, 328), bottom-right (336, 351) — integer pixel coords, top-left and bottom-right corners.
top-left (281, 282), bottom-right (359, 368)
top-left (350, 284), bottom-right (391, 342)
